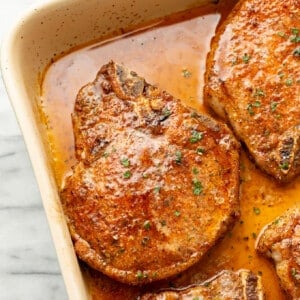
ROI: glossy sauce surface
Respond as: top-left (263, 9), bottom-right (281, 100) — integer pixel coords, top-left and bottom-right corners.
top-left (41, 1), bottom-right (300, 299)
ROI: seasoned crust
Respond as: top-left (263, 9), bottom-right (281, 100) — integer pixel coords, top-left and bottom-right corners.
top-left (204, 0), bottom-right (300, 182)
top-left (61, 61), bottom-right (240, 285)
top-left (256, 208), bottom-right (300, 299)
top-left (140, 269), bottom-right (265, 299)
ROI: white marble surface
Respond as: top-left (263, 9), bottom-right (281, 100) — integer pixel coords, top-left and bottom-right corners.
top-left (0, 1), bottom-right (67, 299)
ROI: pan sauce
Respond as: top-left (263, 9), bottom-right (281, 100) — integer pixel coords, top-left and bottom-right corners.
top-left (41, 1), bottom-right (300, 299)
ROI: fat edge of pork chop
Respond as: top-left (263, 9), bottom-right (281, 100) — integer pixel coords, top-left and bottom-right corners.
top-left (140, 269), bottom-right (265, 300)
top-left (204, 0), bottom-right (300, 183)
top-left (61, 61), bottom-right (241, 285)
top-left (256, 208), bottom-right (300, 299)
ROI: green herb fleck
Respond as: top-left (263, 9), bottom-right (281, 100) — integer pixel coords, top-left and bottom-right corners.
top-left (190, 130), bottom-right (203, 143)
top-left (162, 108), bottom-right (171, 117)
top-left (285, 78), bottom-right (293, 86)
top-left (123, 170), bottom-right (132, 179)
top-left (253, 207), bottom-right (261, 215)
top-left (270, 101), bottom-right (279, 112)
top-left (182, 69), bottom-right (192, 78)
top-left (136, 270), bottom-right (144, 280)
top-left (254, 88), bottom-right (265, 97)
top-left (102, 151), bottom-right (109, 158)
top-left (120, 157), bottom-right (130, 167)
top-left (252, 232), bottom-right (257, 239)
top-left (242, 53), bottom-right (251, 63)
top-left (154, 186), bottom-right (161, 193)
top-left (277, 31), bottom-right (287, 38)
top-left (196, 148), bottom-right (205, 155)
top-left (143, 220), bottom-right (151, 230)
top-left (253, 100), bottom-right (261, 107)
top-left (278, 72), bottom-right (285, 78)
top-left (293, 48), bottom-right (300, 57)
top-left (192, 167), bottom-right (199, 175)
top-left (203, 282), bottom-right (210, 287)
top-left (290, 35), bottom-right (300, 43)
top-left (247, 103), bottom-right (255, 115)
top-left (174, 210), bottom-right (181, 217)
top-left (291, 268), bottom-right (299, 279)
top-left (175, 151), bottom-right (182, 164)
top-left (274, 218), bottom-right (280, 225)
top-left (291, 28), bottom-right (299, 35)
top-left (192, 178), bottom-right (203, 195)
top-left (191, 111), bottom-right (198, 118)
top-left (160, 220), bottom-right (166, 226)
top-left (279, 162), bottom-right (289, 170)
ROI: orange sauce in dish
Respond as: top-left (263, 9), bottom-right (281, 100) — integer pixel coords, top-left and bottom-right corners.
top-left (41, 1), bottom-right (300, 299)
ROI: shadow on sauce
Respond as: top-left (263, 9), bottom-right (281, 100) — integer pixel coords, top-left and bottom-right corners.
top-left (41, 0), bottom-right (299, 299)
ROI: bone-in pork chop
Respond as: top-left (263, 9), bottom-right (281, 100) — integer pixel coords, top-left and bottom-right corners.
top-left (204, 0), bottom-right (300, 182)
top-left (256, 208), bottom-right (300, 299)
top-left (141, 269), bottom-right (264, 300)
top-left (61, 61), bottom-right (240, 285)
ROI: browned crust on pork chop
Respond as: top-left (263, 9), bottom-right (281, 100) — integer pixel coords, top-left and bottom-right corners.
top-left (61, 61), bottom-right (240, 285)
top-left (256, 208), bottom-right (300, 299)
top-left (140, 269), bottom-right (265, 299)
top-left (204, 0), bottom-right (300, 182)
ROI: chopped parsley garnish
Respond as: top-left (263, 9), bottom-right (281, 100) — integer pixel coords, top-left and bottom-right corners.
top-left (162, 108), bottom-right (171, 117)
top-left (192, 167), bottom-right (199, 175)
top-left (254, 88), bottom-right (265, 97)
top-left (196, 147), bottom-right (205, 155)
top-left (291, 268), bottom-right (296, 276)
top-left (253, 207), bottom-right (261, 215)
top-left (247, 101), bottom-right (260, 115)
top-left (175, 151), bottom-right (182, 164)
top-left (143, 220), bottom-right (151, 230)
top-left (102, 151), bottom-right (109, 158)
top-left (191, 111), bottom-right (198, 118)
top-left (174, 210), bottom-right (181, 217)
top-left (279, 162), bottom-right (289, 170)
top-left (252, 232), bottom-right (257, 239)
top-left (190, 130), bottom-right (203, 143)
top-left (120, 157), bottom-right (130, 167)
top-left (123, 170), bottom-right (132, 179)
top-left (154, 186), bottom-right (161, 193)
top-left (182, 69), bottom-right (192, 78)
top-left (291, 35), bottom-right (300, 43)
top-left (293, 48), bottom-right (300, 57)
top-left (242, 53), bottom-right (251, 63)
top-left (192, 178), bottom-right (203, 195)
top-left (277, 31), bottom-right (287, 38)
top-left (291, 28), bottom-right (299, 35)
top-left (285, 78), bottom-right (293, 86)
top-left (270, 101), bottom-right (279, 112)
top-left (136, 270), bottom-right (144, 280)
top-left (160, 220), bottom-right (166, 226)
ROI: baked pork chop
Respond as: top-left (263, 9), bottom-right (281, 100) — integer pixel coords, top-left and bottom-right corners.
top-left (61, 61), bottom-right (240, 285)
top-left (141, 269), bottom-right (264, 300)
top-left (204, 0), bottom-right (300, 182)
top-left (256, 208), bottom-right (300, 299)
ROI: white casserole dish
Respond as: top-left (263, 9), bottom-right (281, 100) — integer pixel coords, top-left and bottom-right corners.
top-left (1, 0), bottom-right (214, 298)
